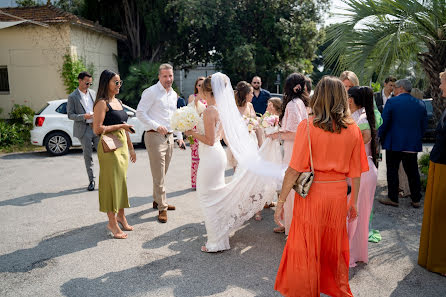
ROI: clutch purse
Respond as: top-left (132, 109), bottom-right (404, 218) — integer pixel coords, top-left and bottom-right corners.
top-left (292, 118), bottom-right (314, 198)
top-left (101, 132), bottom-right (122, 153)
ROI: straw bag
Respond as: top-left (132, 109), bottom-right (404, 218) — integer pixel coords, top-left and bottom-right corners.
top-left (292, 119), bottom-right (314, 198)
top-left (101, 132), bottom-right (122, 153)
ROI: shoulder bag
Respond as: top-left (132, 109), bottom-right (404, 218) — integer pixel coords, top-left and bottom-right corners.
top-left (292, 118), bottom-right (314, 198)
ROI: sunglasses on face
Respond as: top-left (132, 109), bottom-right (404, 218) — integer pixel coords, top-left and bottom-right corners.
top-left (252, 82), bottom-right (260, 84)
top-left (85, 82), bottom-right (93, 86)
top-left (114, 80), bottom-right (123, 86)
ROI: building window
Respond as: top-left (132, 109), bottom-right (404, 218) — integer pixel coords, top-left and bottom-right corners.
top-left (0, 66), bottom-right (10, 93)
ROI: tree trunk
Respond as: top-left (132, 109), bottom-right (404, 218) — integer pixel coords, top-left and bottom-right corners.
top-left (122, 0), bottom-right (141, 60)
top-left (419, 42), bottom-right (446, 121)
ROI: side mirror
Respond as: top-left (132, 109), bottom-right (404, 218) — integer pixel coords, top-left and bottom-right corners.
top-left (126, 111), bottom-right (135, 117)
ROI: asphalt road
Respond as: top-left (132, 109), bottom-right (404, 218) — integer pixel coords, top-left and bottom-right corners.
top-left (0, 145), bottom-right (445, 297)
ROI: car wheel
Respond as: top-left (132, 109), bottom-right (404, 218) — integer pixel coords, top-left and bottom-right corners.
top-left (45, 131), bottom-right (71, 156)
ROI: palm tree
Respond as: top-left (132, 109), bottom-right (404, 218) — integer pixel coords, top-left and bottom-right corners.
top-left (324, 0), bottom-right (446, 119)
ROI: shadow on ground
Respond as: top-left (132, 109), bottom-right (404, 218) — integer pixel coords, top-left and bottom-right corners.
top-left (60, 210), bottom-right (284, 297)
top-left (0, 208), bottom-right (156, 273)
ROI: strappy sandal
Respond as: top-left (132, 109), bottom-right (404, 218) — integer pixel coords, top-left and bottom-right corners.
top-left (107, 226), bottom-right (127, 239)
top-left (273, 226), bottom-right (285, 233)
top-left (254, 213), bottom-right (262, 221)
top-left (117, 219), bottom-right (134, 231)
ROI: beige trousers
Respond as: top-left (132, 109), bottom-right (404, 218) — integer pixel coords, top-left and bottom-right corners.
top-left (145, 132), bottom-right (174, 212)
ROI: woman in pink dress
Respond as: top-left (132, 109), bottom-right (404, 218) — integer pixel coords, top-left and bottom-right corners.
top-left (188, 77), bottom-right (207, 190)
top-left (347, 86), bottom-right (380, 267)
top-left (269, 73), bottom-right (309, 234)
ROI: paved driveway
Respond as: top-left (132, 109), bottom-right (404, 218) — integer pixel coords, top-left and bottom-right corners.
top-left (0, 145), bottom-right (444, 297)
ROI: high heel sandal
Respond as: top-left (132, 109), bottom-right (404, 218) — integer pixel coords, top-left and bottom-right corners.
top-left (117, 219), bottom-right (134, 231)
top-left (106, 225), bottom-right (127, 239)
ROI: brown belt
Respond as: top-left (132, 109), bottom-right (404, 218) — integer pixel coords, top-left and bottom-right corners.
top-left (88, 123), bottom-right (93, 127)
top-left (146, 130), bottom-right (173, 134)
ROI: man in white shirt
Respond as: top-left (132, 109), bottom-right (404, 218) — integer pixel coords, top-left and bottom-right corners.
top-left (67, 71), bottom-right (98, 191)
top-left (136, 63), bottom-right (185, 223)
top-left (374, 76), bottom-right (396, 113)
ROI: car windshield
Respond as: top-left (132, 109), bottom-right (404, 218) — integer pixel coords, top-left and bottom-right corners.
top-left (36, 103), bottom-right (49, 115)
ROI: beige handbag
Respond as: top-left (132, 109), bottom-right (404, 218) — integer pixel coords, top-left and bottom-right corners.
top-left (101, 132), bottom-right (122, 153)
top-left (292, 119), bottom-right (314, 198)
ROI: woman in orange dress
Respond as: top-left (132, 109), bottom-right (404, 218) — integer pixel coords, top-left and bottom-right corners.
top-left (274, 76), bottom-right (369, 297)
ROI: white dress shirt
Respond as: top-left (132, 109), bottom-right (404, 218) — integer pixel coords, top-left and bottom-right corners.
top-left (382, 89), bottom-right (392, 107)
top-left (136, 81), bottom-right (181, 139)
top-left (78, 88), bottom-right (94, 123)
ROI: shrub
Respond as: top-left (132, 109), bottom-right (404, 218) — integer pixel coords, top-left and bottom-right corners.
top-left (418, 153), bottom-right (430, 191)
top-left (9, 104), bottom-right (34, 128)
top-left (61, 53), bottom-right (95, 94)
top-left (0, 120), bottom-right (29, 147)
top-left (119, 61), bottom-right (161, 108)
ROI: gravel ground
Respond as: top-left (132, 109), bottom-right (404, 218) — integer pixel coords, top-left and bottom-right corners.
top-left (0, 145), bottom-right (444, 297)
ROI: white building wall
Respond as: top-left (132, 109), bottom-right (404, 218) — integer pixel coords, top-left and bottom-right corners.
top-left (174, 65), bottom-right (219, 99)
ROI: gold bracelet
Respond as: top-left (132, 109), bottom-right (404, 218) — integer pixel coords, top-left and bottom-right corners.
top-left (278, 199), bottom-right (286, 204)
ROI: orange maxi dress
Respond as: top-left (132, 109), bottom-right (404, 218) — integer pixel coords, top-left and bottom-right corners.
top-left (275, 118), bottom-right (368, 297)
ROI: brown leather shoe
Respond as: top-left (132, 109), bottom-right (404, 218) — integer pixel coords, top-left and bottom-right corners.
top-left (158, 210), bottom-right (167, 223)
top-left (153, 201), bottom-right (176, 210)
top-left (378, 197), bottom-right (399, 207)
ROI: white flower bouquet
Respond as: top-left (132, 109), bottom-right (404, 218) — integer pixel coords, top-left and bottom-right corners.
top-left (170, 106), bottom-right (200, 144)
top-left (243, 115), bottom-right (259, 132)
top-left (260, 112), bottom-right (280, 135)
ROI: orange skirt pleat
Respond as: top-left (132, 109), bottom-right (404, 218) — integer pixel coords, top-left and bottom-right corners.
top-left (275, 180), bottom-right (353, 297)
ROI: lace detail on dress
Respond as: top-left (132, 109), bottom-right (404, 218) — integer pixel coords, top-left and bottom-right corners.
top-left (282, 98), bottom-right (308, 132)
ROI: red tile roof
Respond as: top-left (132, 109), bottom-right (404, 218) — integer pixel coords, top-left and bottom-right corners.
top-left (0, 5), bottom-right (126, 40)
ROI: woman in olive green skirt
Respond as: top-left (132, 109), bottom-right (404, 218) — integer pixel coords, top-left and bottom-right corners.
top-left (93, 69), bottom-right (137, 239)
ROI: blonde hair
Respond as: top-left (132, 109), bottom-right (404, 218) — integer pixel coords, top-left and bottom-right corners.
top-left (339, 71), bottom-right (359, 86)
top-left (310, 76), bottom-right (353, 133)
top-left (440, 71), bottom-right (446, 80)
top-left (202, 75), bottom-right (213, 96)
top-left (411, 88), bottom-right (424, 99)
top-left (159, 63), bottom-right (173, 74)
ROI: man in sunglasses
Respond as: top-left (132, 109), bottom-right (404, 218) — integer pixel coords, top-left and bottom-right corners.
top-left (251, 76), bottom-right (271, 114)
top-left (67, 71), bottom-right (99, 191)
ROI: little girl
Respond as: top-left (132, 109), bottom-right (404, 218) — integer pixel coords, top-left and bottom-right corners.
top-left (256, 98), bottom-right (283, 217)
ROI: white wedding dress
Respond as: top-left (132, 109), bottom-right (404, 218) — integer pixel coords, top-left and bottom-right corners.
top-left (196, 106), bottom-right (278, 252)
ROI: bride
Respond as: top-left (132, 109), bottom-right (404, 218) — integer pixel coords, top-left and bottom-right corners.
top-left (185, 73), bottom-right (284, 252)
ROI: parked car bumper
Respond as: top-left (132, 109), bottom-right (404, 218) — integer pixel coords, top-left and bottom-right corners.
top-left (30, 128), bottom-right (45, 146)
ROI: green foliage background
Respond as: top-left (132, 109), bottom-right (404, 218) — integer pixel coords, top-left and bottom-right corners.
top-left (61, 54), bottom-right (95, 94)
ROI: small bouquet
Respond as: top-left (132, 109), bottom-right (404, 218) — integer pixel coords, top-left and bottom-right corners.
top-left (260, 112), bottom-right (280, 135)
top-left (170, 106), bottom-right (200, 145)
top-left (243, 115), bottom-right (259, 132)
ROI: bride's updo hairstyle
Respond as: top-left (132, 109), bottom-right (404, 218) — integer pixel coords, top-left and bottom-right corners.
top-left (202, 75), bottom-right (213, 96)
top-left (234, 81), bottom-right (253, 107)
top-left (310, 76), bottom-right (353, 133)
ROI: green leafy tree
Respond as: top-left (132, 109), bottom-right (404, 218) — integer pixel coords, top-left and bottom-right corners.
top-left (119, 61), bottom-right (160, 108)
top-left (16, 0), bottom-right (43, 7)
top-left (324, 0), bottom-right (446, 119)
top-left (61, 54), bottom-right (94, 94)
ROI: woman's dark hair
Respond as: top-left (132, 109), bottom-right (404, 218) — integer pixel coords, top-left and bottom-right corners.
top-left (280, 73), bottom-right (310, 123)
top-left (94, 69), bottom-right (118, 107)
top-left (234, 81), bottom-right (253, 107)
top-left (348, 86), bottom-right (377, 165)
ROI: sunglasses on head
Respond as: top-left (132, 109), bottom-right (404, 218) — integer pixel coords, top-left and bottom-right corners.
top-left (114, 80), bottom-right (123, 86)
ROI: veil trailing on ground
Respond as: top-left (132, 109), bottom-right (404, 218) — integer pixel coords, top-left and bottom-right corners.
top-left (211, 72), bottom-right (285, 180)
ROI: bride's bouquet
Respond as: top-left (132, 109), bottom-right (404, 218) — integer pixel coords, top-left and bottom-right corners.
top-left (170, 106), bottom-right (200, 144)
top-left (243, 115), bottom-right (259, 132)
top-left (260, 112), bottom-right (280, 135)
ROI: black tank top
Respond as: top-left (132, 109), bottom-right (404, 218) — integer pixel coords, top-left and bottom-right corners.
top-left (103, 101), bottom-right (128, 126)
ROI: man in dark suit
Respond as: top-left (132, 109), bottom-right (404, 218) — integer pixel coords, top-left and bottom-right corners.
top-left (378, 79), bottom-right (428, 208)
top-left (375, 76), bottom-right (397, 113)
top-left (67, 71), bottom-right (99, 191)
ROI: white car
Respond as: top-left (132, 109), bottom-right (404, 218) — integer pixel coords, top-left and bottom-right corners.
top-left (30, 99), bottom-right (146, 156)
